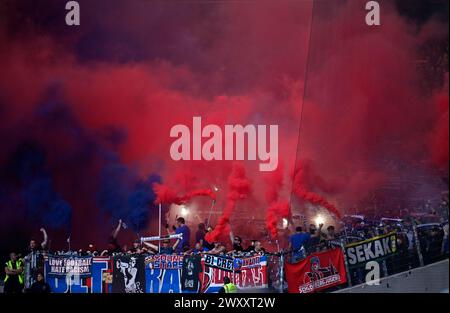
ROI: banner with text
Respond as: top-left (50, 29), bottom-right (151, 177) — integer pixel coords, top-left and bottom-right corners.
top-left (42, 254), bottom-right (268, 293)
top-left (46, 255), bottom-right (92, 278)
top-left (345, 231), bottom-right (398, 267)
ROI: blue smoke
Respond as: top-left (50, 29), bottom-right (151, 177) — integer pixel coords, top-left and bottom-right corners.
top-left (97, 162), bottom-right (161, 233)
top-left (16, 144), bottom-right (72, 231)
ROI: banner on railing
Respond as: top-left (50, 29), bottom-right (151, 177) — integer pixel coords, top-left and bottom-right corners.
top-left (203, 254), bottom-right (234, 272)
top-left (181, 255), bottom-right (202, 292)
top-left (45, 256), bottom-right (113, 293)
top-left (113, 255), bottom-right (146, 293)
top-left (200, 255), bottom-right (268, 293)
top-left (43, 254), bottom-right (268, 293)
top-left (46, 255), bottom-right (93, 278)
top-left (285, 248), bottom-right (347, 293)
top-left (344, 231), bottom-right (398, 267)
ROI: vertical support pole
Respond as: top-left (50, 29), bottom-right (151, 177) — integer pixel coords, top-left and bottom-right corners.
top-left (206, 200), bottom-right (216, 229)
top-left (381, 260), bottom-right (388, 277)
top-left (412, 222), bottom-right (424, 267)
top-left (159, 203), bottom-right (162, 252)
top-left (279, 252), bottom-right (284, 293)
top-left (340, 239), bottom-right (352, 287)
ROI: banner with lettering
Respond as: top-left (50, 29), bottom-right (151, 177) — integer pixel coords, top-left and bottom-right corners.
top-left (42, 254), bottom-right (268, 293)
top-left (200, 254), bottom-right (268, 293)
top-left (285, 248), bottom-right (347, 293)
top-left (46, 255), bottom-right (92, 278)
top-left (203, 254), bottom-right (235, 272)
top-left (45, 256), bottom-right (112, 293)
top-left (344, 231), bottom-right (398, 267)
top-left (145, 254), bottom-right (184, 293)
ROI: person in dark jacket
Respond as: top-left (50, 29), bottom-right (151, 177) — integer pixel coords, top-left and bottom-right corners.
top-left (28, 273), bottom-right (51, 293)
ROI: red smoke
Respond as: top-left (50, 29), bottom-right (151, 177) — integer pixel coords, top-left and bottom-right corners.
top-left (429, 90), bottom-right (449, 169)
top-left (153, 183), bottom-right (216, 205)
top-left (264, 163), bottom-right (291, 238)
top-left (292, 162), bottom-right (342, 219)
top-left (0, 0), bottom-right (448, 249)
top-left (266, 201), bottom-right (290, 239)
top-left (205, 163), bottom-right (251, 243)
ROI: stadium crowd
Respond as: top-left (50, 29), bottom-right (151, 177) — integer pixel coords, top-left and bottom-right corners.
top-left (3, 202), bottom-right (449, 293)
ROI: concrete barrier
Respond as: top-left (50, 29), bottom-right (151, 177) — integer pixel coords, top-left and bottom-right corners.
top-left (335, 259), bottom-right (449, 293)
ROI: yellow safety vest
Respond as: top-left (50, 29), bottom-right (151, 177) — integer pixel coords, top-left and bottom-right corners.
top-left (4, 259), bottom-right (24, 284)
top-left (224, 283), bottom-right (237, 293)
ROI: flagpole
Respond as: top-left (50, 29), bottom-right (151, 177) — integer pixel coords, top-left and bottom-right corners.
top-left (340, 239), bottom-right (352, 287)
top-left (206, 200), bottom-right (216, 228)
top-left (158, 203), bottom-right (162, 252)
top-left (279, 252), bottom-right (284, 293)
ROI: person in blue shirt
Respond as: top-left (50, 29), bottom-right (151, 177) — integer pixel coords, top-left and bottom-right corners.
top-left (289, 224), bottom-right (322, 263)
top-left (175, 217), bottom-right (191, 253)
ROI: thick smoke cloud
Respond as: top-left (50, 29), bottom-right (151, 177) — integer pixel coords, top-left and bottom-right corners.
top-left (13, 143), bottom-right (72, 231)
top-left (0, 0), bottom-right (447, 252)
top-left (97, 162), bottom-right (161, 233)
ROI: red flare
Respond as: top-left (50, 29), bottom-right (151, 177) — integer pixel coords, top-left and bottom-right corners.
top-left (264, 164), bottom-right (290, 238)
top-left (266, 201), bottom-right (290, 238)
top-left (205, 163), bottom-right (251, 243)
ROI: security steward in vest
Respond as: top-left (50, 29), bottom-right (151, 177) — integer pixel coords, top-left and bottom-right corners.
top-left (219, 276), bottom-right (238, 293)
top-left (4, 252), bottom-right (24, 293)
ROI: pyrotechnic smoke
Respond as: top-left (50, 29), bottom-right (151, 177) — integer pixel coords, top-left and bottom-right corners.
top-left (291, 161), bottom-right (341, 219)
top-left (153, 183), bottom-right (216, 205)
top-left (16, 143), bottom-right (72, 231)
top-left (264, 163), bottom-right (291, 238)
top-left (97, 162), bottom-right (162, 233)
top-left (0, 0), bottom-right (447, 250)
top-left (429, 89), bottom-right (449, 169)
top-left (205, 163), bottom-right (251, 243)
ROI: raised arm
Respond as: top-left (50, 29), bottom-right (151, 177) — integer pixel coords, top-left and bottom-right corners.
top-left (172, 239), bottom-right (180, 250)
top-left (40, 228), bottom-right (48, 249)
top-left (287, 217), bottom-right (296, 233)
top-left (165, 222), bottom-right (176, 235)
top-left (229, 229), bottom-right (234, 245)
top-left (312, 224), bottom-right (324, 238)
top-left (143, 241), bottom-right (158, 251)
top-left (112, 219), bottom-right (122, 239)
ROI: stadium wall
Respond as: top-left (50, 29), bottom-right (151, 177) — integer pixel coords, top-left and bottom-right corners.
top-left (335, 259), bottom-right (449, 293)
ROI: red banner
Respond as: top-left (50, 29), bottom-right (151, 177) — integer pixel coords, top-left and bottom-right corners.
top-left (285, 248), bottom-right (347, 293)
